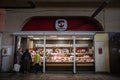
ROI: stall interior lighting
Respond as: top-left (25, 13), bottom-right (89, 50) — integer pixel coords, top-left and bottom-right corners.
top-left (33, 38), bottom-right (41, 40)
top-left (58, 38), bottom-right (65, 40)
top-left (28, 36), bottom-right (34, 37)
top-left (50, 36), bottom-right (57, 38)
top-left (77, 38), bottom-right (92, 40)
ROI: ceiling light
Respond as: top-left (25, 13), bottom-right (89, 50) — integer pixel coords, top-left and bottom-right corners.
top-left (58, 38), bottom-right (65, 40)
top-left (28, 36), bottom-right (33, 37)
top-left (33, 38), bottom-right (40, 40)
top-left (50, 36), bottom-right (57, 38)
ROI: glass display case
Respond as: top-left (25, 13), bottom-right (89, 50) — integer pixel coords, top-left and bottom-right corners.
top-left (45, 48), bottom-right (94, 66)
top-left (45, 35), bottom-right (73, 68)
top-left (29, 35), bottom-right (95, 71)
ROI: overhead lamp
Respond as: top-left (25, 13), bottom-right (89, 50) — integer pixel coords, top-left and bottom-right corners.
top-left (33, 38), bottom-right (40, 40)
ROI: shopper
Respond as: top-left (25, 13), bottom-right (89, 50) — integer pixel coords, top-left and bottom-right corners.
top-left (16, 48), bottom-right (23, 64)
top-left (16, 48), bottom-right (23, 72)
top-left (21, 49), bottom-right (32, 73)
top-left (34, 51), bottom-right (41, 73)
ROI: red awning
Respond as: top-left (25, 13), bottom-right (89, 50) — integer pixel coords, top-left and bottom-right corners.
top-left (22, 16), bottom-right (103, 31)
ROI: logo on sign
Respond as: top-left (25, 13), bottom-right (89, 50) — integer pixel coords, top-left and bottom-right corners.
top-left (55, 19), bottom-right (67, 31)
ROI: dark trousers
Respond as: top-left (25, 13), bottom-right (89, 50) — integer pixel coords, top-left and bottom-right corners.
top-left (22, 61), bottom-right (30, 73)
top-left (35, 63), bottom-right (40, 72)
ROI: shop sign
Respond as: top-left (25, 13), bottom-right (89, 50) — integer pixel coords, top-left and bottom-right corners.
top-left (55, 19), bottom-right (67, 31)
top-left (1, 48), bottom-right (7, 55)
top-left (98, 48), bottom-right (102, 54)
top-left (1, 46), bottom-right (12, 56)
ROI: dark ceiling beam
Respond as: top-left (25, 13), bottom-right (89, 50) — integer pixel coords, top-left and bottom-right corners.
top-left (91, 0), bottom-right (120, 18)
top-left (35, 1), bottom-right (120, 8)
top-left (0, 0), bottom-right (120, 9)
top-left (91, 0), bottom-right (111, 19)
top-left (37, 0), bottom-right (101, 3)
top-left (0, 1), bottom-right (35, 9)
top-left (36, 2), bottom-right (101, 8)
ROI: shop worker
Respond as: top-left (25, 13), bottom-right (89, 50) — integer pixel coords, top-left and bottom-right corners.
top-left (34, 50), bottom-right (41, 73)
top-left (21, 49), bottom-right (32, 73)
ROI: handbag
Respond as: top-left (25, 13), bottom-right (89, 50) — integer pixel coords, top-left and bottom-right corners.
top-left (39, 62), bottom-right (41, 65)
top-left (13, 64), bottom-right (21, 72)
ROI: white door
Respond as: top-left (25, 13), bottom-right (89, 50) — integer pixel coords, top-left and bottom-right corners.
top-left (95, 41), bottom-right (106, 72)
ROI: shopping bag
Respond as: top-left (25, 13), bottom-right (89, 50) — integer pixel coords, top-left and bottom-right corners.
top-left (39, 62), bottom-right (41, 65)
top-left (13, 64), bottom-right (21, 72)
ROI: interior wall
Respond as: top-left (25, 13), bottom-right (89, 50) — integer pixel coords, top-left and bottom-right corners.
top-left (5, 7), bottom-right (105, 32)
top-left (0, 33), bottom-right (2, 71)
top-left (109, 32), bottom-right (120, 74)
top-left (0, 9), bottom-right (5, 32)
top-left (21, 37), bottom-right (28, 52)
top-left (1, 45), bottom-right (13, 72)
top-left (5, 8), bottom-right (120, 32)
top-left (29, 40), bottom-right (33, 50)
top-left (105, 8), bottom-right (120, 31)
top-left (1, 33), bottom-right (14, 72)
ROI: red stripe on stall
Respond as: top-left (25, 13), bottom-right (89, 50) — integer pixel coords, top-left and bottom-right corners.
top-left (22, 16), bottom-right (103, 31)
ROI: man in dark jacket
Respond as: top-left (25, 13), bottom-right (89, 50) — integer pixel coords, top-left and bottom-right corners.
top-left (21, 49), bottom-right (32, 73)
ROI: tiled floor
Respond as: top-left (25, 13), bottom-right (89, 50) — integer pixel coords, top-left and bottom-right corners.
top-left (0, 72), bottom-right (120, 80)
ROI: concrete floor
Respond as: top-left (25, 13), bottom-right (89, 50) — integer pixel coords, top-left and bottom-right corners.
top-left (0, 72), bottom-right (120, 80)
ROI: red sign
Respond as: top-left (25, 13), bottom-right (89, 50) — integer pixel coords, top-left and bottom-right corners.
top-left (55, 19), bottom-right (67, 31)
top-left (98, 48), bottom-right (102, 54)
top-left (22, 16), bottom-right (103, 31)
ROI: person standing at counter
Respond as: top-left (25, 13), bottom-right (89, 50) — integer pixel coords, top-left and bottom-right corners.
top-left (34, 51), bottom-right (41, 73)
top-left (21, 49), bottom-right (32, 73)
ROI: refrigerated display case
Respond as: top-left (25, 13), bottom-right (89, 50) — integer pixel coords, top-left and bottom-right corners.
top-left (45, 48), bottom-right (94, 66)
top-left (24, 35), bottom-right (95, 71)
top-left (33, 46), bottom-right (95, 71)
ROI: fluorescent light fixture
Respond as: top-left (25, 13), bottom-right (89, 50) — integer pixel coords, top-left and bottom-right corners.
top-left (80, 38), bottom-right (91, 40)
top-left (28, 36), bottom-right (33, 37)
top-left (50, 36), bottom-right (57, 38)
top-left (33, 38), bottom-right (40, 40)
top-left (58, 38), bottom-right (65, 40)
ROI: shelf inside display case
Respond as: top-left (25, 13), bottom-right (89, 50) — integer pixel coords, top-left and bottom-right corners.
top-left (76, 62), bottom-right (94, 66)
top-left (41, 62), bottom-right (94, 67)
top-left (45, 48), bottom-right (94, 67)
top-left (46, 52), bottom-right (94, 62)
top-left (30, 47), bottom-right (94, 64)
top-left (35, 44), bottom-right (88, 48)
top-left (46, 62), bottom-right (73, 66)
